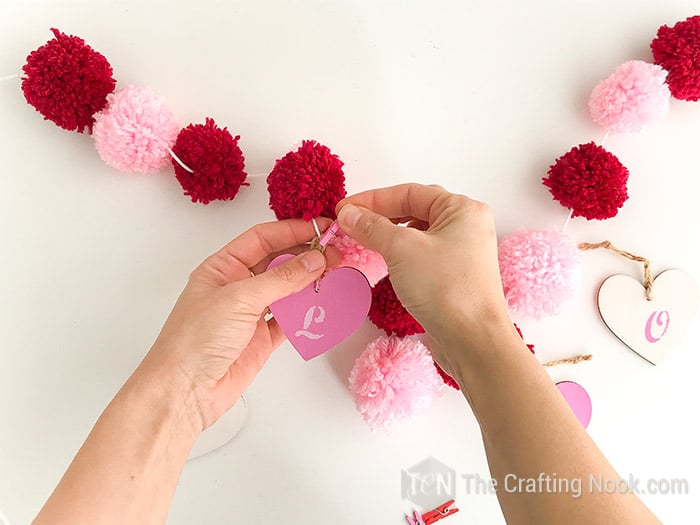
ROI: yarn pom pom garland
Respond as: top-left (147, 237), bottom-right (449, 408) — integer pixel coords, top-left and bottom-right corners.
top-left (498, 230), bottom-right (581, 318)
top-left (369, 276), bottom-right (425, 337)
top-left (588, 60), bottom-right (671, 133)
top-left (651, 15), bottom-right (700, 101)
top-left (349, 336), bottom-right (442, 431)
top-left (267, 140), bottom-right (346, 221)
top-left (543, 142), bottom-right (629, 220)
top-left (21, 28), bottom-right (116, 133)
top-left (329, 230), bottom-right (388, 286)
top-left (93, 86), bottom-right (180, 174)
top-left (171, 118), bottom-right (248, 204)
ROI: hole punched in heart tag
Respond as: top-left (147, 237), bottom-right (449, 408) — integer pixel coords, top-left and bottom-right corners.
top-left (579, 240), bottom-right (654, 301)
top-left (309, 218), bottom-right (340, 293)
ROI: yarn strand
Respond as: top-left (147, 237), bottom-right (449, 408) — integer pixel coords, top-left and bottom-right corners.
top-left (1, 73), bottom-right (19, 82)
top-left (561, 208), bottom-right (573, 232)
top-left (167, 147), bottom-right (194, 174)
top-left (542, 353), bottom-right (592, 367)
top-left (579, 241), bottom-right (654, 300)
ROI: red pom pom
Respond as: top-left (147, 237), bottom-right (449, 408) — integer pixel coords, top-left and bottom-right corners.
top-left (542, 142), bottom-right (629, 220)
top-left (267, 140), bottom-right (346, 220)
top-left (434, 362), bottom-right (460, 390)
top-left (21, 28), bottom-right (116, 133)
top-left (368, 276), bottom-right (424, 337)
top-left (171, 118), bottom-right (248, 204)
top-left (514, 323), bottom-right (536, 354)
top-left (651, 16), bottom-right (700, 101)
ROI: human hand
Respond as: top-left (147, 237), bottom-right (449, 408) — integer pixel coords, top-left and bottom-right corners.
top-left (140, 219), bottom-right (331, 432)
top-left (336, 184), bottom-right (516, 373)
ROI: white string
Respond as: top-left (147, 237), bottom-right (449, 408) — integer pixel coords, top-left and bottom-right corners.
top-left (1, 73), bottom-right (20, 82)
top-left (310, 217), bottom-right (322, 238)
top-left (561, 209), bottom-right (573, 233)
top-left (167, 147), bottom-right (193, 173)
top-left (601, 130), bottom-right (610, 147)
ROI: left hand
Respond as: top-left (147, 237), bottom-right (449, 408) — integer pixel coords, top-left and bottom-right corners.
top-left (140, 219), bottom-right (332, 432)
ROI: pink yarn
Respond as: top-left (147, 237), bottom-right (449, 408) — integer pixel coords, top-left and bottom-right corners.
top-left (330, 230), bottom-right (388, 286)
top-left (498, 230), bottom-right (581, 318)
top-left (93, 86), bottom-right (179, 174)
top-left (349, 335), bottom-right (442, 431)
top-left (589, 60), bottom-right (671, 133)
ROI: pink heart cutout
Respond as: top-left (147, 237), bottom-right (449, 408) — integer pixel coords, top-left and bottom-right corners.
top-left (267, 254), bottom-right (372, 360)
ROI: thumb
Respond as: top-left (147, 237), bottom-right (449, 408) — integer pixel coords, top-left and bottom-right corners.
top-left (337, 204), bottom-right (404, 259)
top-left (244, 250), bottom-right (327, 310)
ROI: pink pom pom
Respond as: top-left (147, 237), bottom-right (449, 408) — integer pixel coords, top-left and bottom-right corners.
top-left (349, 336), bottom-right (441, 431)
top-left (589, 60), bottom-right (670, 133)
top-left (329, 230), bottom-right (388, 286)
top-left (498, 230), bottom-right (581, 318)
top-left (93, 86), bottom-right (179, 173)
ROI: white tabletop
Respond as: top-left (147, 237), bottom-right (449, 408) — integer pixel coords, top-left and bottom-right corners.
top-left (1, 1), bottom-right (699, 523)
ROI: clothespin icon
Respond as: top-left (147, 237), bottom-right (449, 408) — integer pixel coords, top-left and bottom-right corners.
top-left (405, 509), bottom-right (426, 525)
top-left (405, 500), bottom-right (458, 525)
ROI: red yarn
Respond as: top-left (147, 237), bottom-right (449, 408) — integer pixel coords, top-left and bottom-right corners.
top-left (21, 28), bottom-right (116, 133)
top-left (542, 142), bottom-right (629, 220)
top-left (368, 276), bottom-right (424, 337)
top-left (514, 323), bottom-right (536, 354)
top-left (171, 118), bottom-right (248, 204)
top-left (434, 362), bottom-right (460, 390)
top-left (267, 140), bottom-right (346, 220)
top-left (651, 16), bottom-right (700, 101)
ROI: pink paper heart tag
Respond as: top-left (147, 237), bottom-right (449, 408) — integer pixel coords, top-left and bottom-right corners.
top-left (267, 254), bottom-right (372, 361)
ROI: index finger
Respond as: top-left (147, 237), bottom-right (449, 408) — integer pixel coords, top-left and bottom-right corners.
top-left (202, 218), bottom-right (332, 283)
top-left (335, 183), bottom-right (448, 223)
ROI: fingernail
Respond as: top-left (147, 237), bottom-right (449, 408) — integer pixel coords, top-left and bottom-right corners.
top-left (301, 249), bottom-right (326, 272)
top-left (339, 204), bottom-right (362, 228)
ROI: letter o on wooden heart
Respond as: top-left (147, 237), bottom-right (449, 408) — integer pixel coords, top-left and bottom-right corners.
top-left (597, 269), bottom-right (699, 365)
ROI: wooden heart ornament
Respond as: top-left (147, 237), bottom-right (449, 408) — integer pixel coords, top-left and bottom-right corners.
top-left (267, 253), bottom-right (372, 361)
top-left (597, 269), bottom-right (699, 365)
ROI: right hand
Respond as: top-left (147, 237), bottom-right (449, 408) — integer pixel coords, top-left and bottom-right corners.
top-left (336, 184), bottom-right (516, 370)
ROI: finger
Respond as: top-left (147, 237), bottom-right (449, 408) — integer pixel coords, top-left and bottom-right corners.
top-left (322, 245), bottom-right (343, 269)
top-left (336, 204), bottom-right (418, 261)
top-left (235, 249), bottom-right (327, 311)
top-left (249, 244), bottom-right (342, 276)
top-left (390, 216), bottom-right (417, 225)
top-left (212, 319), bottom-right (277, 414)
top-left (249, 244), bottom-right (309, 275)
top-left (335, 184), bottom-right (448, 223)
top-left (201, 218), bottom-right (333, 284)
top-left (406, 219), bottom-right (429, 231)
top-left (267, 317), bottom-right (285, 348)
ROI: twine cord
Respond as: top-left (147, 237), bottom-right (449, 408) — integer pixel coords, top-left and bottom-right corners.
top-left (579, 240), bottom-right (654, 300)
top-left (542, 353), bottom-right (592, 367)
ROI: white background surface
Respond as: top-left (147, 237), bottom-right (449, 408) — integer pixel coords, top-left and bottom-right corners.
top-left (1, 1), bottom-right (700, 523)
